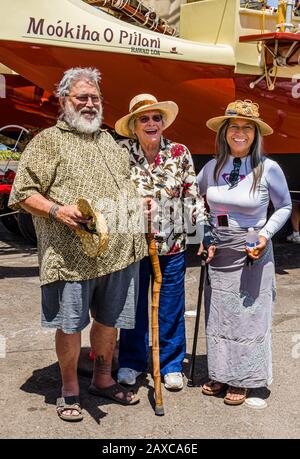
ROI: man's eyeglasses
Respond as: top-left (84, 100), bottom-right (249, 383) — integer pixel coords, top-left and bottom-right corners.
top-left (69, 95), bottom-right (100, 104)
top-left (228, 157), bottom-right (241, 188)
top-left (137, 114), bottom-right (163, 123)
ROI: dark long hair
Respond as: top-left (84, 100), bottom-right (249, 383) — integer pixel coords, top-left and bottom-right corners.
top-left (213, 119), bottom-right (264, 193)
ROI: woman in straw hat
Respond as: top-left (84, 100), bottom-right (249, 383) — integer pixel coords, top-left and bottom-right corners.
top-left (197, 100), bottom-right (292, 405)
top-left (115, 94), bottom-right (205, 390)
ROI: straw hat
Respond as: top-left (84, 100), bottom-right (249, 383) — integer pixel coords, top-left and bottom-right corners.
top-left (76, 198), bottom-right (109, 258)
top-left (206, 100), bottom-right (273, 136)
top-left (115, 93), bottom-right (178, 138)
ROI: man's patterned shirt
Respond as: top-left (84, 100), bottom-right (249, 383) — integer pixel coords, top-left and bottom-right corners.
top-left (9, 121), bottom-right (147, 285)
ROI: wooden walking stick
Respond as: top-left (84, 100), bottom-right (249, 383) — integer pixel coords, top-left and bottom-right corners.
top-left (146, 199), bottom-right (164, 416)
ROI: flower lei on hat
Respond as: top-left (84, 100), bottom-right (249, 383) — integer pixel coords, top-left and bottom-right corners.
top-left (225, 100), bottom-right (260, 118)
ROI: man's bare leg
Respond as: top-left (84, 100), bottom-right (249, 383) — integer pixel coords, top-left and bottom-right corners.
top-left (90, 320), bottom-right (135, 402)
top-left (56, 329), bottom-right (81, 417)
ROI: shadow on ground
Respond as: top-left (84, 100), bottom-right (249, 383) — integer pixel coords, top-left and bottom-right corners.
top-left (19, 348), bottom-right (271, 423)
top-left (20, 347), bottom-right (158, 422)
top-left (20, 360), bottom-right (110, 424)
top-left (274, 243), bottom-right (300, 273)
top-left (182, 353), bottom-right (208, 387)
top-left (78, 347), bottom-right (158, 415)
top-left (0, 265), bottom-right (39, 279)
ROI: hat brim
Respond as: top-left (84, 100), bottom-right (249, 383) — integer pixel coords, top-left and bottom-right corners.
top-left (115, 101), bottom-right (179, 138)
top-left (206, 115), bottom-right (273, 136)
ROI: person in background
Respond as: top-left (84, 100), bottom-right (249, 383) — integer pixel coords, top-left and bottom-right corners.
top-left (114, 93), bottom-right (205, 391)
top-left (197, 100), bottom-right (291, 405)
top-left (286, 199), bottom-right (300, 242)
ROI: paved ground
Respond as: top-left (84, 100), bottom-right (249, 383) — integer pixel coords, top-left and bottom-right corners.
top-left (0, 221), bottom-right (299, 439)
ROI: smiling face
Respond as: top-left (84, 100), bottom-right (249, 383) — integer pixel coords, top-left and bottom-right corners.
top-left (226, 118), bottom-right (256, 157)
top-left (60, 78), bottom-right (103, 134)
top-left (133, 110), bottom-right (164, 149)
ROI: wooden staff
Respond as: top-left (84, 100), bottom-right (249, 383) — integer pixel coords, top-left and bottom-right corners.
top-left (146, 200), bottom-right (164, 415)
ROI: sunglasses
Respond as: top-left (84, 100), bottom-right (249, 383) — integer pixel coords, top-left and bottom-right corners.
top-left (137, 114), bottom-right (163, 123)
top-left (228, 157), bottom-right (241, 188)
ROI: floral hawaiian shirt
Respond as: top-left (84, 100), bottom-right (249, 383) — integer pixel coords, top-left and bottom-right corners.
top-left (118, 137), bottom-right (205, 255)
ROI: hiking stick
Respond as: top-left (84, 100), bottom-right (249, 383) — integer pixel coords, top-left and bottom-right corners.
top-left (187, 250), bottom-right (207, 387)
top-left (145, 195), bottom-right (164, 415)
top-left (147, 234), bottom-right (164, 415)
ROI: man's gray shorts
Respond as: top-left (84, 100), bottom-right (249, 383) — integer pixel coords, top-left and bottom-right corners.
top-left (41, 262), bottom-right (140, 334)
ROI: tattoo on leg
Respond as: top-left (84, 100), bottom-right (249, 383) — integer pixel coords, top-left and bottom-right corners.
top-left (94, 355), bottom-right (111, 375)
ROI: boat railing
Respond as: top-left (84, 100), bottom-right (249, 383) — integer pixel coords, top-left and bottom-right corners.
top-left (239, 1), bottom-right (300, 89)
top-left (83, 0), bottom-right (178, 36)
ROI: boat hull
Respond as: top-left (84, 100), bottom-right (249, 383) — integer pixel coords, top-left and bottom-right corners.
top-left (0, 39), bottom-right (235, 154)
top-left (0, 0), bottom-right (299, 192)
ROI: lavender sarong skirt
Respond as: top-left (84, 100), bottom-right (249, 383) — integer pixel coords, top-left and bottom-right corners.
top-left (205, 227), bottom-right (276, 388)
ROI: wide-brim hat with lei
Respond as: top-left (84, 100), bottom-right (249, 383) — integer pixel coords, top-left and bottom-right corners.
top-left (115, 93), bottom-right (179, 138)
top-left (206, 99), bottom-right (273, 136)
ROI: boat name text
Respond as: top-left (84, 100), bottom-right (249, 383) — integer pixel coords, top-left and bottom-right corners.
top-left (26, 17), bottom-right (161, 49)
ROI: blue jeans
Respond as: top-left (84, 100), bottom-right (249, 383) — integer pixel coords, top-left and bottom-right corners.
top-left (119, 252), bottom-right (186, 376)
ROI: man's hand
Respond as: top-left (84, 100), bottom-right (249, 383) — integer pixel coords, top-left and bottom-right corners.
top-left (197, 242), bottom-right (216, 263)
top-left (55, 205), bottom-right (91, 230)
top-left (20, 194), bottom-right (91, 231)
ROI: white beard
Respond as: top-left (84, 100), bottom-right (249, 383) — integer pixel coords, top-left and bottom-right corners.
top-left (63, 100), bottom-right (103, 134)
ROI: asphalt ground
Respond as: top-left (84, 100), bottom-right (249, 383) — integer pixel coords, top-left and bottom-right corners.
top-left (0, 221), bottom-right (299, 440)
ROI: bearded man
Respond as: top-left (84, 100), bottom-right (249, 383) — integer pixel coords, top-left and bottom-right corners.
top-left (9, 67), bottom-right (147, 422)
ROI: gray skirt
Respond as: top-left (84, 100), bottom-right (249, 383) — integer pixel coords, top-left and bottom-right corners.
top-left (205, 227), bottom-right (276, 388)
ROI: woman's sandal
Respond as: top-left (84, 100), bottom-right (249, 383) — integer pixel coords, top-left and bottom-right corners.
top-left (56, 395), bottom-right (83, 422)
top-left (202, 380), bottom-right (227, 396)
top-left (224, 386), bottom-right (248, 405)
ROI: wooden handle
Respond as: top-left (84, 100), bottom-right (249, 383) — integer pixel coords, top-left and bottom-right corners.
top-left (147, 235), bottom-right (164, 416)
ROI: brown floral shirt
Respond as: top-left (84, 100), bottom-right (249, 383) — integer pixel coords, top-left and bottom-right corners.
top-left (118, 137), bottom-right (205, 255)
top-left (9, 121), bottom-right (148, 285)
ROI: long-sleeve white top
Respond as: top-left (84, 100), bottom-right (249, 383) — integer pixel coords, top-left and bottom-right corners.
top-left (197, 155), bottom-right (292, 240)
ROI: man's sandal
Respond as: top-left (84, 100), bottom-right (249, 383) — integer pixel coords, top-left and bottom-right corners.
top-left (224, 386), bottom-right (248, 406)
top-left (202, 380), bottom-right (226, 396)
top-left (56, 395), bottom-right (83, 422)
top-left (88, 382), bottom-right (140, 405)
